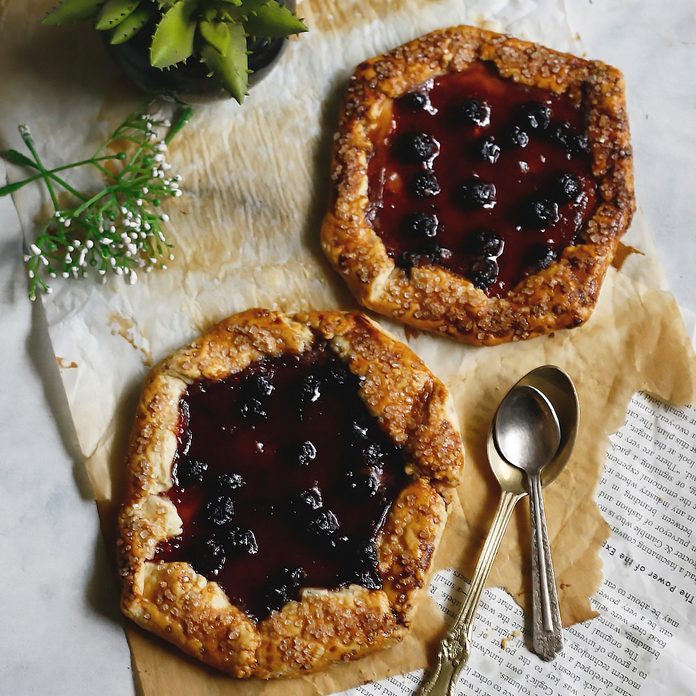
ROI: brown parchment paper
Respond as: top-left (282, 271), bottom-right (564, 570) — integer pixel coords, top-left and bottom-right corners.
top-left (1, 0), bottom-right (695, 694)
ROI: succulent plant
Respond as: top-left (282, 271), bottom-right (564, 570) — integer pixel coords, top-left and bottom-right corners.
top-left (42, 0), bottom-right (308, 103)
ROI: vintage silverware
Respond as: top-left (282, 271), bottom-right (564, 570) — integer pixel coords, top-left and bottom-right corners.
top-left (417, 366), bottom-right (579, 695)
top-left (494, 384), bottom-right (563, 660)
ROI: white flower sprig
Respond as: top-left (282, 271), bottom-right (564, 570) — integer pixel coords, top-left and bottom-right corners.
top-left (0, 104), bottom-right (193, 300)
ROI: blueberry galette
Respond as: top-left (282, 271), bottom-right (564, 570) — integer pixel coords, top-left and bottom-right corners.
top-left (117, 309), bottom-right (464, 678)
top-left (321, 26), bottom-right (635, 345)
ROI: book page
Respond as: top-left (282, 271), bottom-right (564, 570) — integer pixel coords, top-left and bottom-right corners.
top-left (347, 393), bottom-right (696, 695)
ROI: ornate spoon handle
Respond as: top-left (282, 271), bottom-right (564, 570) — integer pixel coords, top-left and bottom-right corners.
top-left (417, 490), bottom-right (524, 696)
top-left (528, 473), bottom-right (563, 660)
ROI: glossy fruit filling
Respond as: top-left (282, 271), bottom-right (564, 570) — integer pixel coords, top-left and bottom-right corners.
top-left (367, 62), bottom-right (598, 297)
top-left (154, 343), bottom-right (409, 621)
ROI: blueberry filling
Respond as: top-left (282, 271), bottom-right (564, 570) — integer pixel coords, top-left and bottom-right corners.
top-left (368, 62), bottom-right (597, 296)
top-left (155, 345), bottom-right (409, 621)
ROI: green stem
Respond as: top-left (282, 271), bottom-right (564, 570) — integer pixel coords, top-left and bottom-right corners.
top-left (20, 126), bottom-right (59, 210)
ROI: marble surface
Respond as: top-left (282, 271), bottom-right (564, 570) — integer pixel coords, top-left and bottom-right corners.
top-left (1, 1), bottom-right (694, 694)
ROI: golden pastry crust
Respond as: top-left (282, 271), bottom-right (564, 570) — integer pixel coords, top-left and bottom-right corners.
top-left (321, 25), bottom-right (635, 345)
top-left (117, 308), bottom-right (464, 678)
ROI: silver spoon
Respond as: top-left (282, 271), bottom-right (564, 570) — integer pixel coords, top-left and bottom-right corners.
top-left (417, 367), bottom-right (578, 695)
top-left (417, 380), bottom-right (542, 696)
top-left (494, 385), bottom-right (562, 660)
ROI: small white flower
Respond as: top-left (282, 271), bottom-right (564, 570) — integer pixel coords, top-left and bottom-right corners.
top-left (86, 240), bottom-right (94, 249)
top-left (115, 266), bottom-right (123, 275)
top-left (62, 272), bottom-right (70, 279)
top-left (160, 213), bottom-right (169, 222)
top-left (63, 218), bottom-right (71, 228)
top-left (46, 286), bottom-right (53, 294)
top-left (129, 271), bottom-right (138, 285)
top-left (142, 187), bottom-right (149, 195)
top-left (30, 243), bottom-right (41, 255)
top-left (28, 270), bottom-right (34, 279)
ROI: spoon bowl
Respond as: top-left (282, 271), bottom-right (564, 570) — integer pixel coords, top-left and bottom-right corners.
top-left (487, 365), bottom-right (579, 495)
top-left (494, 385), bottom-right (561, 476)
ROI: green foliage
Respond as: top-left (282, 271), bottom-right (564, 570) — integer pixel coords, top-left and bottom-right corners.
top-left (150, 0), bottom-right (197, 68)
top-left (42, 0), bottom-right (308, 103)
top-left (0, 105), bottom-right (193, 300)
top-left (200, 23), bottom-right (247, 103)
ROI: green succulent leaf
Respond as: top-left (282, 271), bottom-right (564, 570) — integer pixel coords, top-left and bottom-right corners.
top-left (199, 19), bottom-right (230, 56)
top-left (110, 6), bottom-right (151, 44)
top-left (244, 1), bottom-right (307, 38)
top-left (150, 0), bottom-right (197, 69)
top-left (95, 0), bottom-right (140, 30)
top-left (1, 149), bottom-right (37, 168)
top-left (42, 0), bottom-right (103, 25)
top-left (200, 23), bottom-right (248, 103)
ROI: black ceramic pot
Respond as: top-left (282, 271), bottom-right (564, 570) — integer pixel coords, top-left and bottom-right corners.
top-left (105, 0), bottom-right (295, 103)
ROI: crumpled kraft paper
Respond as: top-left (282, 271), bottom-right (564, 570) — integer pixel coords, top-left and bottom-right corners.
top-left (1, 0), bottom-right (695, 694)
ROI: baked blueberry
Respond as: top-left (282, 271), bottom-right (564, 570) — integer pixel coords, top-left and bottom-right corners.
top-left (342, 542), bottom-right (381, 589)
top-left (239, 396), bottom-right (267, 421)
top-left (307, 509), bottom-right (340, 538)
top-left (215, 473), bottom-right (245, 497)
top-left (424, 242), bottom-right (452, 264)
top-left (175, 458), bottom-right (208, 488)
top-left (204, 495), bottom-right (235, 526)
top-left (480, 137), bottom-right (501, 163)
top-left (459, 98), bottom-right (491, 126)
top-left (571, 132), bottom-right (590, 154)
top-left (549, 123), bottom-right (589, 154)
top-left (299, 374), bottom-right (321, 404)
top-left (551, 172), bottom-right (583, 203)
top-left (277, 565), bottom-right (307, 588)
top-left (412, 171), bottom-right (441, 198)
top-left (529, 244), bottom-right (557, 271)
top-left (406, 212), bottom-right (439, 239)
top-left (295, 440), bottom-right (317, 467)
top-left (396, 250), bottom-right (421, 271)
top-left (470, 228), bottom-right (504, 257)
top-left (402, 90), bottom-right (430, 111)
top-left (397, 132), bottom-right (440, 163)
top-left (458, 179), bottom-right (496, 208)
top-left (361, 442), bottom-right (384, 468)
top-left (190, 538), bottom-right (225, 575)
top-left (505, 124), bottom-right (529, 148)
top-left (523, 198), bottom-right (560, 228)
top-left (470, 257), bottom-right (499, 290)
top-left (519, 101), bottom-right (551, 131)
top-left (220, 525), bottom-right (259, 555)
top-left (246, 373), bottom-right (274, 399)
top-left (263, 566), bottom-right (307, 613)
top-left (292, 487), bottom-right (324, 515)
